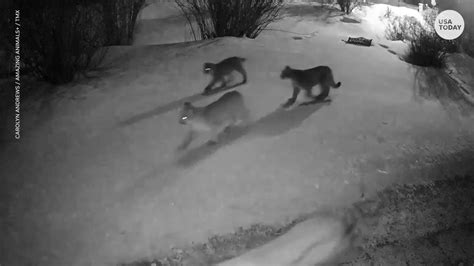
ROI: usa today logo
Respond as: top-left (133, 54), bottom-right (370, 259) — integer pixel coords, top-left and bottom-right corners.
top-left (435, 10), bottom-right (465, 40)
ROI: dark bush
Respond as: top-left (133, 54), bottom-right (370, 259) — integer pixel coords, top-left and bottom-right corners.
top-left (0, 0), bottom-right (16, 77)
top-left (336, 0), bottom-right (361, 15)
top-left (421, 8), bottom-right (458, 53)
top-left (102, 0), bottom-right (145, 45)
top-left (175, 0), bottom-right (283, 40)
top-left (21, 1), bottom-right (106, 84)
top-left (404, 30), bottom-right (448, 68)
top-left (0, 0), bottom-right (144, 85)
top-left (384, 8), bottom-right (458, 68)
top-left (402, 0), bottom-right (418, 5)
top-left (402, 8), bottom-right (458, 67)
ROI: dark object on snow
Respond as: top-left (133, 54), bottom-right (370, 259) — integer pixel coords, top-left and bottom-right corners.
top-left (340, 16), bottom-right (361, 24)
top-left (342, 37), bottom-right (373, 47)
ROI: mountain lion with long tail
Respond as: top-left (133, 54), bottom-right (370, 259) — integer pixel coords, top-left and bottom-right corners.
top-left (280, 65), bottom-right (341, 108)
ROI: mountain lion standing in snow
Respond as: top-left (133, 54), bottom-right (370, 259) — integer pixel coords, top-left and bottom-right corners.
top-left (280, 65), bottom-right (341, 108)
top-left (202, 56), bottom-right (248, 95)
top-left (177, 90), bottom-right (250, 150)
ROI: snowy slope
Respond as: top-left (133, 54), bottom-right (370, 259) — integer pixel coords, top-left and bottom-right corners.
top-left (133, 0), bottom-right (193, 45)
top-left (1, 3), bottom-right (473, 266)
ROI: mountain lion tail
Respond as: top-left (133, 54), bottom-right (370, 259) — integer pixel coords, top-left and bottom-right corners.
top-left (329, 70), bottom-right (341, 88)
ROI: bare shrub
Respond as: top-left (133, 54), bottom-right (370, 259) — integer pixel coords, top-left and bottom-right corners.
top-left (101, 0), bottom-right (145, 45)
top-left (0, 0), bottom-right (16, 78)
top-left (2, 0), bottom-right (144, 85)
top-left (384, 8), bottom-right (458, 68)
top-left (382, 6), bottom-right (394, 19)
top-left (385, 15), bottom-right (423, 41)
top-left (421, 8), bottom-right (458, 53)
top-left (13, 0), bottom-right (107, 84)
top-left (175, 0), bottom-right (283, 40)
top-left (404, 30), bottom-right (448, 68)
top-left (336, 0), bottom-right (361, 15)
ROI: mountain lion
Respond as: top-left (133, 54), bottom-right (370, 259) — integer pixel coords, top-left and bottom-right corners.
top-left (202, 56), bottom-right (248, 95)
top-left (280, 65), bottom-right (341, 108)
top-left (177, 90), bottom-right (250, 150)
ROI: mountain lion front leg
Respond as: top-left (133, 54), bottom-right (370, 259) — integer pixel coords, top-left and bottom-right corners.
top-left (205, 76), bottom-right (231, 95)
top-left (203, 78), bottom-right (218, 95)
top-left (207, 124), bottom-right (230, 145)
top-left (177, 129), bottom-right (195, 150)
top-left (282, 85), bottom-right (300, 108)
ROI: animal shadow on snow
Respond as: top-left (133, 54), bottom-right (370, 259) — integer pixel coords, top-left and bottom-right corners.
top-left (118, 84), bottom-right (245, 127)
top-left (250, 100), bottom-right (331, 137)
top-left (118, 92), bottom-right (205, 126)
top-left (176, 100), bottom-right (331, 167)
top-left (202, 82), bottom-right (246, 96)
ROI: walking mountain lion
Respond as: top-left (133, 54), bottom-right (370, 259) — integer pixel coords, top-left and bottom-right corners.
top-left (202, 56), bottom-right (248, 95)
top-left (177, 90), bottom-right (250, 150)
top-left (280, 65), bottom-right (341, 108)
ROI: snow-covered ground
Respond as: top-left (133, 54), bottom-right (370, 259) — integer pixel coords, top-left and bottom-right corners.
top-left (133, 0), bottom-right (193, 45)
top-left (1, 2), bottom-right (474, 266)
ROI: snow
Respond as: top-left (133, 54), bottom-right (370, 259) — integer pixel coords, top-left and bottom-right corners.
top-left (1, 3), bottom-right (473, 266)
top-left (133, 0), bottom-right (195, 45)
